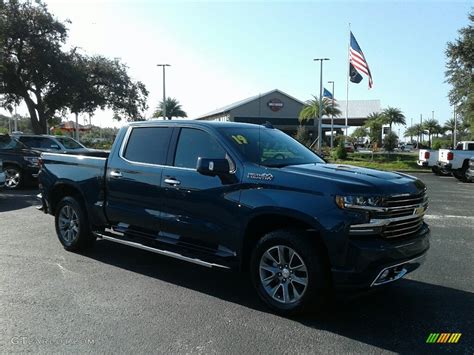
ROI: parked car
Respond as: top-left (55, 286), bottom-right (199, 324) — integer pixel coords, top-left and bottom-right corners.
top-left (466, 156), bottom-right (474, 182)
top-left (14, 134), bottom-right (92, 153)
top-left (438, 141), bottom-right (474, 182)
top-left (0, 134), bottom-right (41, 189)
top-left (344, 142), bottom-right (354, 153)
top-left (38, 121), bottom-right (430, 315)
top-left (417, 149), bottom-right (450, 175)
top-left (0, 159), bottom-right (5, 189)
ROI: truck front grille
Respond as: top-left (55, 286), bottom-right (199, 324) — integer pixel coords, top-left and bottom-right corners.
top-left (349, 191), bottom-right (428, 239)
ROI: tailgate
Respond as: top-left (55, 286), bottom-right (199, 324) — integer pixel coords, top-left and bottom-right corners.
top-left (438, 149), bottom-right (451, 163)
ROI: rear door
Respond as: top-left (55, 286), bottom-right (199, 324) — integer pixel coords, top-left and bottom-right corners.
top-left (105, 126), bottom-right (174, 235)
top-left (159, 127), bottom-right (241, 259)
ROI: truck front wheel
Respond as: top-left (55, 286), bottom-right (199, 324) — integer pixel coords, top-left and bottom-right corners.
top-left (55, 196), bottom-right (96, 251)
top-left (250, 229), bottom-right (330, 315)
top-left (452, 166), bottom-right (468, 182)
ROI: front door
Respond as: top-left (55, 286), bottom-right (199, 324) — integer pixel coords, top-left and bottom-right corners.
top-left (159, 127), bottom-right (241, 259)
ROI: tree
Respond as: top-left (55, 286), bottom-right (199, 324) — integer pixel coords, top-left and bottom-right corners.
top-left (445, 11), bottom-right (474, 138)
top-left (403, 125), bottom-right (418, 143)
top-left (0, 1), bottom-right (148, 134)
top-left (152, 97), bottom-right (187, 120)
top-left (382, 107), bottom-right (406, 132)
top-left (351, 127), bottom-right (368, 142)
top-left (294, 125), bottom-right (310, 147)
top-left (444, 118), bottom-right (459, 146)
top-left (423, 119), bottom-right (441, 148)
top-left (333, 139), bottom-right (347, 160)
top-left (383, 132), bottom-right (398, 153)
top-left (363, 112), bottom-right (384, 146)
top-left (412, 123), bottom-right (424, 144)
top-left (299, 96), bottom-right (342, 124)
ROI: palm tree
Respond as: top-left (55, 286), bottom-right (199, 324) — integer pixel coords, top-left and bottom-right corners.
top-left (412, 123), bottom-right (424, 144)
top-left (299, 96), bottom-right (342, 124)
top-left (403, 125), bottom-right (418, 143)
top-left (423, 119), bottom-right (441, 148)
top-left (153, 98), bottom-right (187, 120)
top-left (363, 112), bottom-right (384, 146)
top-left (382, 107), bottom-right (406, 132)
top-left (444, 118), bottom-right (457, 146)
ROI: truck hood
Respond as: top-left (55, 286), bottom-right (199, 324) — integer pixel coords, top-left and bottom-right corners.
top-left (280, 163), bottom-right (426, 195)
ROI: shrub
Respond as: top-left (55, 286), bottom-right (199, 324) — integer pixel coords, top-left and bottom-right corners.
top-left (383, 132), bottom-right (398, 152)
top-left (431, 138), bottom-right (450, 150)
top-left (333, 140), bottom-right (347, 160)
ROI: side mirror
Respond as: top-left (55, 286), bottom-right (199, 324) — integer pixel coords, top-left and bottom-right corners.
top-left (196, 157), bottom-right (230, 176)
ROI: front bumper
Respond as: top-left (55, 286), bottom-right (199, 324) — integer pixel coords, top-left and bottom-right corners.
top-left (331, 223), bottom-right (430, 289)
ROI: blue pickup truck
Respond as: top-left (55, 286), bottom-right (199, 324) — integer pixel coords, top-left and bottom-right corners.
top-left (38, 121), bottom-right (430, 314)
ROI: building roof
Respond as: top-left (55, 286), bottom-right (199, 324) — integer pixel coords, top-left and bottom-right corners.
top-left (197, 89), bottom-right (305, 119)
top-left (337, 100), bottom-right (381, 119)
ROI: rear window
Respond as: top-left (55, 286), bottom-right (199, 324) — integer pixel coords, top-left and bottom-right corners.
top-left (123, 127), bottom-right (172, 165)
top-left (0, 135), bottom-right (25, 150)
top-left (19, 137), bottom-right (60, 150)
top-left (55, 137), bottom-right (84, 149)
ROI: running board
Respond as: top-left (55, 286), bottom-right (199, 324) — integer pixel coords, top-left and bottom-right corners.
top-left (94, 232), bottom-right (230, 270)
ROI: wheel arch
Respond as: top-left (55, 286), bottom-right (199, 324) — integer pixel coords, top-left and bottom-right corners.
top-left (240, 211), bottom-right (329, 271)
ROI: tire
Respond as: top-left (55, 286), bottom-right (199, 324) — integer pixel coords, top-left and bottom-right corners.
top-left (452, 167), bottom-right (468, 182)
top-left (250, 229), bottom-right (330, 315)
top-left (55, 196), bottom-right (96, 251)
top-left (3, 166), bottom-right (22, 189)
top-left (431, 166), bottom-right (440, 175)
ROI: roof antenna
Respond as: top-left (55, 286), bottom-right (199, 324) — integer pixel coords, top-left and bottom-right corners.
top-left (263, 121), bottom-right (274, 129)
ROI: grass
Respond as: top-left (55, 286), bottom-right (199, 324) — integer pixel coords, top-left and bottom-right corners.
top-left (328, 152), bottom-right (430, 172)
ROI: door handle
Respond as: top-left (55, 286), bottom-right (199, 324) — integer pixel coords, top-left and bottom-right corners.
top-left (164, 178), bottom-right (181, 186)
top-left (110, 171), bottom-right (122, 178)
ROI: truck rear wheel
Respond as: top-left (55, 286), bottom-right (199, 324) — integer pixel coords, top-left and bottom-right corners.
top-left (250, 229), bottom-right (330, 315)
top-left (55, 196), bottom-right (96, 251)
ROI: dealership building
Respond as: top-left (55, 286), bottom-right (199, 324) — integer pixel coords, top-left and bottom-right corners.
top-left (197, 89), bottom-right (380, 138)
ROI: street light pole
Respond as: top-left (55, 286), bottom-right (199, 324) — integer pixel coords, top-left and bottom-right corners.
top-left (157, 64), bottom-right (171, 119)
top-left (327, 80), bottom-right (335, 149)
top-left (314, 58), bottom-right (329, 152)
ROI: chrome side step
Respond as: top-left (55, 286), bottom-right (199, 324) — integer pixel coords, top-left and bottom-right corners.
top-left (94, 232), bottom-right (230, 270)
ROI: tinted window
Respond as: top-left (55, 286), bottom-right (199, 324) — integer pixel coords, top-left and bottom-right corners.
top-left (174, 128), bottom-right (226, 169)
top-left (0, 136), bottom-right (26, 150)
top-left (55, 137), bottom-right (84, 149)
top-left (467, 143), bottom-right (474, 151)
top-left (20, 137), bottom-right (60, 150)
top-left (218, 126), bottom-right (325, 167)
top-left (124, 127), bottom-right (172, 165)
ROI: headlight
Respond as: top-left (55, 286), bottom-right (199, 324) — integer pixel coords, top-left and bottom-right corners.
top-left (23, 156), bottom-right (39, 166)
top-left (335, 195), bottom-right (382, 209)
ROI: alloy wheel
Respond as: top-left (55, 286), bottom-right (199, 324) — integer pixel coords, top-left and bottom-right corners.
top-left (4, 168), bottom-right (20, 189)
top-left (58, 205), bottom-right (80, 245)
top-left (259, 245), bottom-right (308, 304)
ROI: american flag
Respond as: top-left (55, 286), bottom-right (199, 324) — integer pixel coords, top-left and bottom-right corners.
top-left (349, 32), bottom-right (373, 88)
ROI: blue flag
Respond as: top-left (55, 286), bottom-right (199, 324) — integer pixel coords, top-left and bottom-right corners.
top-left (323, 88), bottom-right (334, 100)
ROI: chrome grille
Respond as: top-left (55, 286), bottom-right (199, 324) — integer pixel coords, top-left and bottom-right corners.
top-left (349, 191), bottom-right (428, 239)
top-left (381, 192), bottom-right (427, 238)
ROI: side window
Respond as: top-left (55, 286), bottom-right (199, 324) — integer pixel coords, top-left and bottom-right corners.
top-left (123, 127), bottom-right (172, 165)
top-left (174, 128), bottom-right (226, 169)
top-left (467, 143), bottom-right (474, 151)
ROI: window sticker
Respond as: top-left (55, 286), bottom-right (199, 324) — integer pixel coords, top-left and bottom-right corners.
top-left (231, 135), bottom-right (248, 145)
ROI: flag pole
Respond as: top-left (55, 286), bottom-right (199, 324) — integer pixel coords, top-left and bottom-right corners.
top-left (345, 23), bottom-right (351, 140)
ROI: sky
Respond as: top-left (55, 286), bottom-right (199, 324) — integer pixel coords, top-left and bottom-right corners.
top-left (5, 0), bottom-right (473, 134)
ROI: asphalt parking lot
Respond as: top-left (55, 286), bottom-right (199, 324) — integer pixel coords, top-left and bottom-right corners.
top-left (0, 174), bottom-right (473, 354)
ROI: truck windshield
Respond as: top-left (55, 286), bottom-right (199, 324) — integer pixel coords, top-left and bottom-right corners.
top-left (55, 137), bottom-right (85, 149)
top-left (218, 126), bottom-right (325, 167)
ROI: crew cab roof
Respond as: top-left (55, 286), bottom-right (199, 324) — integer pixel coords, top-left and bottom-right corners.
top-left (126, 120), bottom-right (265, 129)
